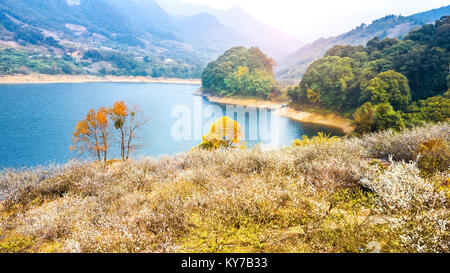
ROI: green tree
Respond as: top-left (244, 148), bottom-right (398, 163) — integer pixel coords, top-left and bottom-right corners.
top-left (372, 103), bottom-right (405, 132)
top-left (416, 91), bottom-right (450, 123)
top-left (362, 70), bottom-right (411, 110)
top-left (298, 56), bottom-right (355, 109)
top-left (354, 102), bottom-right (375, 134)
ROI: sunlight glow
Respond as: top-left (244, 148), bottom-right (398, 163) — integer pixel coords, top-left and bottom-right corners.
top-left (182, 0), bottom-right (450, 41)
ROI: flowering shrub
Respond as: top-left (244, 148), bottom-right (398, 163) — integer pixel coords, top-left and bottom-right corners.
top-left (0, 124), bottom-right (448, 253)
top-left (415, 139), bottom-right (449, 176)
top-left (360, 161), bottom-right (447, 213)
top-left (362, 123), bottom-right (449, 161)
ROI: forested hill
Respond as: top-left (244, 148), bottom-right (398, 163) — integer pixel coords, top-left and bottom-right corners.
top-left (277, 5), bottom-right (450, 79)
top-left (202, 46), bottom-right (279, 99)
top-left (0, 0), bottom-right (294, 78)
top-left (288, 16), bottom-right (449, 134)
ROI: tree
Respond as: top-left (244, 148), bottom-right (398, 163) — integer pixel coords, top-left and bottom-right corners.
top-left (297, 56), bottom-right (355, 109)
top-left (109, 101), bottom-right (149, 161)
top-left (354, 102), bottom-right (375, 134)
top-left (71, 107), bottom-right (110, 163)
top-left (124, 106), bottom-right (149, 160)
top-left (359, 59), bottom-right (393, 90)
top-left (306, 84), bottom-right (321, 105)
top-left (434, 16), bottom-right (450, 51)
top-left (109, 101), bottom-right (128, 161)
top-left (416, 91), bottom-right (450, 123)
top-left (198, 117), bottom-right (244, 150)
top-left (362, 70), bottom-right (411, 110)
top-left (288, 17), bottom-right (450, 133)
top-left (372, 103), bottom-right (405, 132)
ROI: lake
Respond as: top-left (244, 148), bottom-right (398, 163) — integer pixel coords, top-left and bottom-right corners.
top-left (0, 83), bottom-right (343, 168)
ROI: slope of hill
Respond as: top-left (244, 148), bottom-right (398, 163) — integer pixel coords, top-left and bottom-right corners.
top-left (0, 0), bottom-right (249, 78)
top-left (277, 5), bottom-right (450, 79)
top-left (156, 0), bottom-right (303, 59)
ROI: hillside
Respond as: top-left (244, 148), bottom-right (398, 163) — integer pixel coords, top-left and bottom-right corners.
top-left (0, 123), bottom-right (448, 253)
top-left (287, 16), bottom-right (449, 136)
top-left (0, 0), bottom-right (256, 78)
top-left (277, 5), bottom-right (450, 79)
top-left (201, 46), bottom-right (278, 99)
top-left (0, 0), bottom-right (195, 77)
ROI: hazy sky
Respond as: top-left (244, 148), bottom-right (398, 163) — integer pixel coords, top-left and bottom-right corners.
top-left (183, 0), bottom-right (450, 41)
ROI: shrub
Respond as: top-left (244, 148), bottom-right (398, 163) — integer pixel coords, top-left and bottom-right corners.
top-left (359, 161), bottom-right (447, 213)
top-left (415, 139), bottom-right (449, 176)
top-left (362, 123), bottom-right (449, 161)
top-left (0, 124), bottom-right (448, 253)
top-left (292, 132), bottom-right (339, 147)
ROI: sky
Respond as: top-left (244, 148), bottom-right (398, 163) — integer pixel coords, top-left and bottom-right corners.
top-left (182, 0), bottom-right (450, 41)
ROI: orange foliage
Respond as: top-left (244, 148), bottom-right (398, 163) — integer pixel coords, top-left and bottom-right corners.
top-left (71, 101), bottom-right (148, 163)
top-left (71, 108), bottom-right (110, 162)
top-left (110, 101), bottom-right (128, 119)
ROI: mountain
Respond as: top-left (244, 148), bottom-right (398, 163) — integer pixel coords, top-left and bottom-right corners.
top-left (277, 5), bottom-right (450, 80)
top-left (0, 0), bottom-right (251, 77)
top-left (0, 0), bottom-right (182, 49)
top-left (175, 13), bottom-right (242, 53)
top-left (212, 5), bottom-right (303, 59)
top-left (156, 0), bottom-right (303, 59)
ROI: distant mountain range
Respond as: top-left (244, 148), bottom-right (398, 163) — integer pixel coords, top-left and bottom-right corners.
top-left (156, 0), bottom-right (304, 59)
top-left (0, 1), bottom-right (448, 79)
top-left (0, 0), bottom-right (301, 63)
top-left (276, 5), bottom-right (450, 80)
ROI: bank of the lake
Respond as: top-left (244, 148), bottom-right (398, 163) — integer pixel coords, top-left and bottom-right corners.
top-left (200, 91), bottom-right (355, 134)
top-left (0, 74), bottom-right (202, 85)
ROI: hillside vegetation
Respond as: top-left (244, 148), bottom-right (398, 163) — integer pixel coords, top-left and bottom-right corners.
top-left (0, 123), bottom-right (448, 253)
top-left (202, 46), bottom-right (279, 99)
top-left (277, 5), bottom-right (450, 79)
top-left (0, 0), bottom-right (301, 78)
top-left (288, 16), bottom-right (449, 133)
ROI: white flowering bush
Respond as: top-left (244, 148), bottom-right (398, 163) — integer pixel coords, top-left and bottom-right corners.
top-left (359, 161), bottom-right (447, 213)
top-left (0, 124), bottom-right (448, 253)
top-left (362, 123), bottom-right (449, 161)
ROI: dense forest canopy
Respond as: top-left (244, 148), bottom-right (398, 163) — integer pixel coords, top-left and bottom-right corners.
top-left (202, 46), bottom-right (279, 99)
top-left (288, 16), bottom-right (450, 133)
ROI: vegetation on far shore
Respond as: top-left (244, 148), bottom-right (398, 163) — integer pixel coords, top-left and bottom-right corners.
top-left (288, 16), bottom-right (449, 134)
top-left (202, 46), bottom-right (280, 99)
top-left (200, 17), bottom-right (449, 135)
top-left (0, 47), bottom-right (203, 79)
top-left (0, 123), bottom-right (448, 253)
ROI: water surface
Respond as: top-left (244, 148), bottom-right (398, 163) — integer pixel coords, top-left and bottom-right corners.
top-left (0, 83), bottom-right (343, 168)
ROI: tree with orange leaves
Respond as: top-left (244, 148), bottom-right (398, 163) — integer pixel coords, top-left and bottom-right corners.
top-left (109, 101), bottom-right (149, 161)
top-left (109, 101), bottom-right (128, 160)
top-left (70, 107), bottom-right (110, 163)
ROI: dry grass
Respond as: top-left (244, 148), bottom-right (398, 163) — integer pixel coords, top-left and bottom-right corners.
top-left (0, 123), bottom-right (448, 253)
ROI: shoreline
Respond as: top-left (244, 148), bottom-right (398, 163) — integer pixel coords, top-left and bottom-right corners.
top-left (201, 92), bottom-right (355, 134)
top-left (0, 74), bottom-right (202, 85)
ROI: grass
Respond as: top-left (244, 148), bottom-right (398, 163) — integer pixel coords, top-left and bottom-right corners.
top-left (0, 123), bottom-right (448, 253)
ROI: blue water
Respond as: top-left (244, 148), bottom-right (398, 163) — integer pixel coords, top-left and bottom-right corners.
top-left (0, 83), bottom-right (343, 168)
